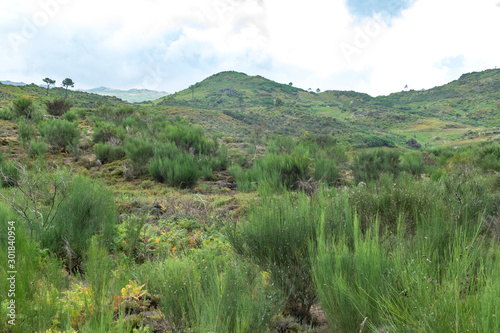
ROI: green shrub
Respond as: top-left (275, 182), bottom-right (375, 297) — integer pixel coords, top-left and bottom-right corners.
top-left (228, 165), bottom-right (254, 192)
top-left (227, 187), bottom-right (321, 321)
top-left (136, 253), bottom-right (281, 332)
top-left (12, 97), bottom-right (35, 119)
top-left (400, 151), bottom-right (425, 176)
top-left (92, 122), bottom-right (125, 143)
top-left (41, 175), bottom-right (117, 271)
top-left (16, 119), bottom-right (35, 147)
top-left (124, 137), bottom-right (154, 174)
top-left (64, 110), bottom-right (77, 122)
top-left (39, 119), bottom-right (80, 150)
top-left (0, 154), bottom-right (19, 187)
top-left (148, 153), bottom-right (211, 188)
top-left (313, 152), bottom-right (338, 185)
top-left (93, 142), bottom-right (125, 164)
top-left (248, 153), bottom-right (310, 189)
top-left (156, 118), bottom-right (218, 155)
top-left (352, 149), bottom-right (401, 183)
top-left (27, 139), bottom-right (48, 159)
top-left (0, 204), bottom-right (68, 332)
top-left (44, 98), bottom-right (72, 116)
top-left (477, 143), bottom-right (500, 171)
top-left (311, 217), bottom-right (393, 332)
top-left (0, 108), bottom-right (14, 120)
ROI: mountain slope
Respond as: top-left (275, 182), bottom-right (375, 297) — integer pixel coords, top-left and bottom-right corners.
top-left (147, 68), bottom-right (499, 147)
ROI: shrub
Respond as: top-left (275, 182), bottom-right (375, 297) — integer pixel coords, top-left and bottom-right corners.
top-left (39, 119), bottom-right (80, 150)
top-left (228, 165), bottom-right (254, 192)
top-left (92, 122), bottom-right (125, 143)
top-left (313, 152), bottom-right (338, 185)
top-left (41, 175), bottom-right (117, 271)
top-left (477, 143), bottom-right (500, 171)
top-left (227, 187), bottom-right (322, 321)
top-left (157, 118), bottom-right (218, 155)
top-left (45, 98), bottom-right (72, 116)
top-left (16, 119), bottom-right (35, 147)
top-left (0, 204), bottom-right (67, 332)
top-left (248, 153), bottom-right (310, 189)
top-left (0, 158), bottom-right (19, 187)
top-left (28, 139), bottom-right (48, 159)
top-left (352, 149), bottom-right (401, 183)
top-left (12, 96), bottom-right (35, 119)
top-left (136, 253), bottom-right (281, 332)
top-left (0, 108), bottom-right (14, 120)
top-left (93, 142), bottom-right (125, 164)
top-left (400, 151), bottom-right (425, 176)
top-left (148, 153), bottom-right (211, 188)
top-left (64, 110), bottom-right (77, 122)
top-left (124, 137), bottom-right (154, 175)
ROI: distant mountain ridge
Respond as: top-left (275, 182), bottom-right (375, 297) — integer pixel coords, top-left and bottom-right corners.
top-left (1, 80), bottom-right (27, 86)
top-left (85, 87), bottom-right (169, 103)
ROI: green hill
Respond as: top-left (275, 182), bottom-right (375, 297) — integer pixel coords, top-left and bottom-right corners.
top-left (145, 68), bottom-right (499, 147)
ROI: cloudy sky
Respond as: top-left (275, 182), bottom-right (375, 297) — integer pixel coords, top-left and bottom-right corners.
top-left (1, 0), bottom-right (499, 96)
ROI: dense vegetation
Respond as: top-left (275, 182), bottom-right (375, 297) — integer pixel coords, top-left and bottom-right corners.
top-left (0, 69), bottom-right (499, 332)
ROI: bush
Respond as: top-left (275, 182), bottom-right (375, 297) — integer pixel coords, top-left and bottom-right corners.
top-left (0, 108), bottom-right (14, 120)
top-left (93, 142), bottom-right (125, 164)
top-left (41, 175), bottom-right (117, 271)
top-left (28, 139), bottom-right (48, 159)
top-left (64, 110), bottom-right (77, 122)
top-left (248, 153), bottom-right (310, 190)
top-left (352, 149), bottom-right (401, 183)
top-left (400, 151), bottom-right (425, 176)
top-left (0, 204), bottom-right (67, 332)
top-left (17, 119), bottom-right (35, 147)
top-left (148, 153), bottom-right (211, 188)
top-left (313, 152), bottom-right (338, 185)
top-left (136, 255), bottom-right (281, 332)
top-left (92, 122), bottom-right (125, 143)
top-left (45, 98), bottom-right (72, 116)
top-left (39, 119), bottom-right (80, 150)
top-left (227, 187), bottom-right (322, 321)
top-left (0, 156), bottom-right (19, 187)
top-left (477, 143), bottom-right (500, 171)
top-left (12, 97), bottom-right (35, 119)
top-left (124, 137), bottom-right (154, 175)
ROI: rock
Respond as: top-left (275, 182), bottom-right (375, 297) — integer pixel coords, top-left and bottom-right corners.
top-left (406, 138), bottom-right (422, 149)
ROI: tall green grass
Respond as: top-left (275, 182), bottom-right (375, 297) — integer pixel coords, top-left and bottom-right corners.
top-left (135, 252), bottom-right (282, 332)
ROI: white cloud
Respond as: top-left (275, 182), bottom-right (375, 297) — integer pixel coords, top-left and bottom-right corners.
top-left (0, 0), bottom-right (498, 95)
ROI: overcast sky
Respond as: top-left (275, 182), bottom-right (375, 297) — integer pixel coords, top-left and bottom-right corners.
top-left (1, 0), bottom-right (499, 96)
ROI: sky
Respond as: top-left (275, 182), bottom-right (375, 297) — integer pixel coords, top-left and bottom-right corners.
top-left (1, 0), bottom-right (499, 96)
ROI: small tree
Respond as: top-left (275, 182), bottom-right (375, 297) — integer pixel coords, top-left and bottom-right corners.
top-left (316, 88), bottom-right (321, 93)
top-left (42, 78), bottom-right (56, 96)
top-left (189, 85), bottom-right (195, 100)
top-left (62, 78), bottom-right (74, 98)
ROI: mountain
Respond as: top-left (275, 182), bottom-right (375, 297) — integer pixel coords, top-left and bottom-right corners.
top-left (85, 87), bottom-right (169, 103)
top-left (1, 80), bottom-right (27, 86)
top-left (148, 69), bottom-right (499, 147)
top-left (1, 68), bottom-right (498, 148)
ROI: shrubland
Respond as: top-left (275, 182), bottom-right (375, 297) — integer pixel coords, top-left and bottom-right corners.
top-left (0, 70), bottom-right (499, 332)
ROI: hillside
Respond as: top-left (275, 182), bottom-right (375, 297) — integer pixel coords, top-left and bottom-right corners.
top-left (1, 69), bottom-right (500, 332)
top-left (148, 68), bottom-right (500, 147)
top-left (0, 82), bottom-right (130, 109)
top-left (1, 68), bottom-right (499, 148)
